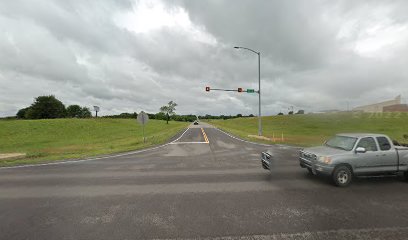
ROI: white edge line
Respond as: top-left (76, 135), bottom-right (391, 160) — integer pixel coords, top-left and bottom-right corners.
top-left (154, 226), bottom-right (408, 240)
top-left (170, 142), bottom-right (208, 144)
top-left (0, 128), bottom-right (191, 170)
top-left (170, 128), bottom-right (209, 144)
top-left (172, 128), bottom-right (189, 142)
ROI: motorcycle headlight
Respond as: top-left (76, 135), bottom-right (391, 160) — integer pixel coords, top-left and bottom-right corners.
top-left (318, 156), bottom-right (332, 164)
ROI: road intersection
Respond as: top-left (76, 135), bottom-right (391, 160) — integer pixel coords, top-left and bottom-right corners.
top-left (1, 122), bottom-right (408, 239)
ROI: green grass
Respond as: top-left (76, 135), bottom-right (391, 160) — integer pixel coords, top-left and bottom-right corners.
top-left (207, 112), bottom-right (408, 147)
top-left (0, 118), bottom-right (189, 166)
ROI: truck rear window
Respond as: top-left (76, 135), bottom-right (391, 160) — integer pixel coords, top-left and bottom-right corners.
top-left (376, 137), bottom-right (391, 151)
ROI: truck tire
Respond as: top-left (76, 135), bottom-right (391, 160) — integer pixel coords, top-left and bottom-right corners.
top-left (404, 171), bottom-right (408, 181)
top-left (332, 165), bottom-right (352, 187)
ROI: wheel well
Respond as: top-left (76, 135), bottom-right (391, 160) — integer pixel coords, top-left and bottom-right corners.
top-left (334, 163), bottom-right (353, 175)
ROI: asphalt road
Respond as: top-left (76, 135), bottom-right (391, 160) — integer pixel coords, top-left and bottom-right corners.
top-left (1, 122), bottom-right (408, 240)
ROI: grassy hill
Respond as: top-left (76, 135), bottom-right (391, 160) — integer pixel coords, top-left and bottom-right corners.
top-left (0, 118), bottom-right (189, 166)
top-left (208, 112), bottom-right (408, 146)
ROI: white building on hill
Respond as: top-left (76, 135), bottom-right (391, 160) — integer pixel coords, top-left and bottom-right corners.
top-left (353, 95), bottom-right (402, 113)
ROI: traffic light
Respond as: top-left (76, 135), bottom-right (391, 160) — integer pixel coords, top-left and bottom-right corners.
top-left (206, 86), bottom-right (210, 92)
top-left (238, 88), bottom-right (243, 92)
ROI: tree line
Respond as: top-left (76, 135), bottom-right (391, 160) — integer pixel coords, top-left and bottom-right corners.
top-left (16, 95), bottom-right (91, 119)
top-left (103, 112), bottom-right (199, 122)
top-left (12, 95), bottom-right (272, 121)
top-left (102, 113), bottom-right (250, 122)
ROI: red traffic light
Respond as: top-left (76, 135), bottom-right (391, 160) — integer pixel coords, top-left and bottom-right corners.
top-left (205, 86), bottom-right (210, 92)
top-left (238, 88), bottom-right (243, 92)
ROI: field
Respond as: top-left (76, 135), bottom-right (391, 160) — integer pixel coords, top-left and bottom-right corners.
top-left (0, 118), bottom-right (189, 166)
top-left (208, 112), bottom-right (408, 146)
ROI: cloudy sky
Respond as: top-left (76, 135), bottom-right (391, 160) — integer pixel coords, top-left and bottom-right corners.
top-left (1, 0), bottom-right (408, 117)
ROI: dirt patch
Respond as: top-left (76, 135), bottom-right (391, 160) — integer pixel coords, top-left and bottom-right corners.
top-left (248, 134), bottom-right (287, 142)
top-left (248, 134), bottom-right (325, 145)
top-left (0, 153), bottom-right (26, 160)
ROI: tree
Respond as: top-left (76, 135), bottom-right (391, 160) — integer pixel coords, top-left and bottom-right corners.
top-left (296, 110), bottom-right (305, 114)
top-left (155, 112), bottom-right (166, 120)
top-left (160, 101), bottom-right (177, 124)
top-left (16, 107), bottom-right (30, 119)
top-left (147, 113), bottom-right (156, 119)
top-left (102, 112), bottom-right (137, 119)
top-left (25, 95), bottom-right (66, 119)
top-left (278, 112), bottom-right (284, 115)
top-left (80, 107), bottom-right (92, 118)
top-left (66, 105), bottom-right (91, 118)
top-left (66, 105), bottom-right (82, 118)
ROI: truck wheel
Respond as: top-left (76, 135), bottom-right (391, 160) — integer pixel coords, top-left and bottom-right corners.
top-left (332, 166), bottom-right (352, 187)
top-left (307, 168), bottom-right (313, 175)
top-left (404, 171), bottom-right (408, 181)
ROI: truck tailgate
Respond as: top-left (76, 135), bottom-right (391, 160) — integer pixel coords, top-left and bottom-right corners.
top-left (396, 147), bottom-right (408, 172)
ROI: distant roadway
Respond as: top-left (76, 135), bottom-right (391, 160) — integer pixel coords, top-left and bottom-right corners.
top-left (1, 122), bottom-right (408, 239)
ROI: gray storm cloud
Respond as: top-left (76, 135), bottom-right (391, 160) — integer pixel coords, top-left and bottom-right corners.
top-left (0, 0), bottom-right (408, 117)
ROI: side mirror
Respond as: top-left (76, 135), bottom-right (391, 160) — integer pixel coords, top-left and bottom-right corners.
top-left (355, 147), bottom-right (366, 153)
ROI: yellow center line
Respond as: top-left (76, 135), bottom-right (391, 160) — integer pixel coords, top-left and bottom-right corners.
top-left (201, 128), bottom-right (209, 143)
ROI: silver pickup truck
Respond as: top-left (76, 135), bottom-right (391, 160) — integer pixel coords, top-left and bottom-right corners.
top-left (262, 133), bottom-right (408, 187)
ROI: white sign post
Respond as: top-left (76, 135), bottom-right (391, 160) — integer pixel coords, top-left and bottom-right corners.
top-left (137, 111), bottom-right (149, 143)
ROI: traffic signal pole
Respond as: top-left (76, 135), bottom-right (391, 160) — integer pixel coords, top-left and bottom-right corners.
top-left (233, 46), bottom-right (262, 136)
top-left (205, 87), bottom-right (253, 93)
top-left (258, 51), bottom-right (262, 136)
top-left (205, 86), bottom-right (261, 134)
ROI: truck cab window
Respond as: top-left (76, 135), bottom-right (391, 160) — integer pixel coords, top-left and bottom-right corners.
top-left (357, 137), bottom-right (378, 151)
top-left (376, 137), bottom-right (391, 151)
